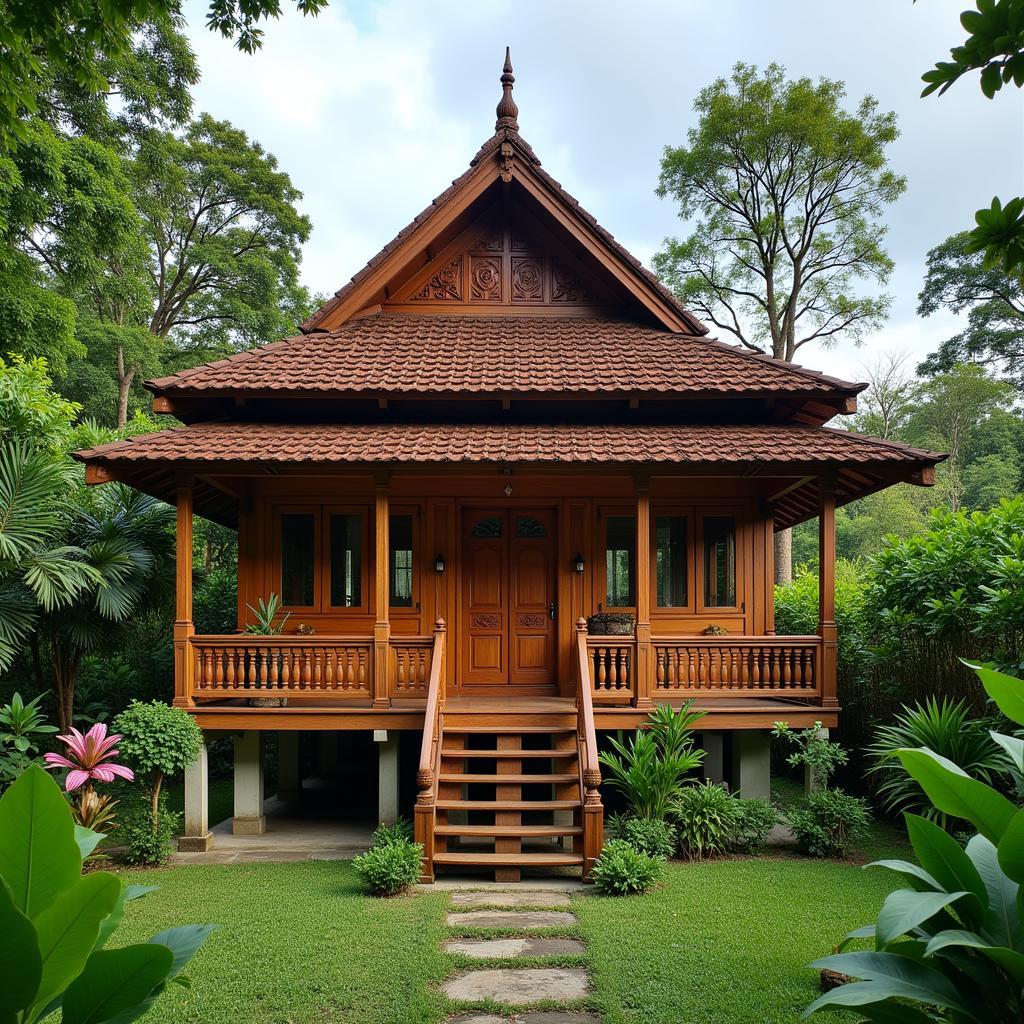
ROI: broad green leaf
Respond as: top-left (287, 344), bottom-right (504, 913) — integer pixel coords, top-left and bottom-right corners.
top-left (998, 809), bottom-right (1024, 885)
top-left (147, 925), bottom-right (216, 980)
top-left (991, 731), bottom-right (1024, 776)
top-left (94, 885), bottom-right (158, 952)
top-left (925, 928), bottom-right (1024, 986)
top-left (897, 748), bottom-right (1017, 843)
top-left (0, 877), bottom-right (41, 1014)
top-left (29, 872), bottom-right (121, 1019)
top-left (804, 979), bottom-right (962, 1019)
top-left (857, 1002), bottom-right (934, 1024)
top-left (75, 826), bottom-right (105, 861)
top-left (876, 889), bottom-right (969, 948)
top-left (0, 764), bottom-right (80, 917)
top-left (966, 834), bottom-right (1024, 949)
top-left (905, 813), bottom-right (987, 924)
top-left (61, 944), bottom-right (174, 1024)
top-left (974, 665), bottom-right (1024, 725)
top-left (867, 858), bottom-right (940, 892)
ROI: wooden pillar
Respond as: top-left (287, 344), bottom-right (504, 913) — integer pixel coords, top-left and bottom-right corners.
top-left (764, 504), bottom-right (776, 635)
top-left (818, 475), bottom-right (839, 709)
top-left (373, 476), bottom-right (391, 708)
top-left (634, 480), bottom-right (652, 708)
top-left (172, 477), bottom-right (195, 708)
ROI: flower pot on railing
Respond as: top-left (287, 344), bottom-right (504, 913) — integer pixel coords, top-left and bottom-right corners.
top-left (586, 613), bottom-right (636, 636)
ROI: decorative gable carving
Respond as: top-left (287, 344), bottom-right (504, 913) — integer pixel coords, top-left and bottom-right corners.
top-left (412, 255), bottom-right (463, 301)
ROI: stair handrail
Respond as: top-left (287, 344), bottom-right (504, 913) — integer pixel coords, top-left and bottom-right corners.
top-left (575, 617), bottom-right (604, 878)
top-left (414, 617), bottom-right (446, 882)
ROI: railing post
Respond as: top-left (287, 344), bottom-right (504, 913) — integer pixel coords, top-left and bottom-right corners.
top-left (634, 481), bottom-right (653, 709)
top-left (173, 475), bottom-right (195, 708)
top-left (372, 475), bottom-right (391, 708)
top-left (818, 474), bottom-right (839, 709)
top-left (415, 617), bottom-right (446, 883)
top-left (575, 617), bottom-right (603, 879)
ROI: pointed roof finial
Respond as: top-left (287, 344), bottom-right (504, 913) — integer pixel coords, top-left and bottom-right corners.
top-left (495, 46), bottom-right (519, 132)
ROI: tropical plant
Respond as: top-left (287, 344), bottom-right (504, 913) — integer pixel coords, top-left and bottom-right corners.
top-left (591, 839), bottom-right (664, 896)
top-left (119, 791), bottom-right (181, 866)
top-left (245, 593), bottom-right (290, 635)
top-left (788, 788), bottom-right (872, 858)
top-left (0, 692), bottom-right (58, 789)
top-left (866, 697), bottom-right (1007, 828)
top-left (370, 818), bottom-right (415, 848)
top-left (806, 664), bottom-right (1024, 1020)
top-left (598, 704), bottom-right (705, 820)
top-left (671, 781), bottom-right (740, 860)
top-left (611, 816), bottom-right (677, 859)
top-left (353, 839), bottom-right (423, 897)
top-left (0, 764), bottom-right (212, 1024)
top-left (731, 798), bottom-right (780, 853)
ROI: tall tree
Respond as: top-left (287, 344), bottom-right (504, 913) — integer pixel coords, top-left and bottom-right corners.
top-left (655, 63), bottom-right (905, 580)
top-left (917, 231), bottom-right (1024, 392)
top-left (851, 352), bottom-right (916, 440)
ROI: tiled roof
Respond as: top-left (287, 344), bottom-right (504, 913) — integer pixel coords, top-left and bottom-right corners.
top-left (147, 314), bottom-right (861, 396)
top-left (75, 422), bottom-right (942, 467)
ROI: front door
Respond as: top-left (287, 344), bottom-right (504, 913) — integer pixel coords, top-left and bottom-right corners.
top-left (461, 508), bottom-right (557, 686)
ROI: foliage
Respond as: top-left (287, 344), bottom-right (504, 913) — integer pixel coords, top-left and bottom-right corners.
top-left (245, 593), bottom-right (290, 635)
top-left (655, 62), bottom-right (904, 362)
top-left (193, 565), bottom-right (238, 634)
top-left (598, 704), bottom-right (705, 819)
top-left (118, 790), bottom-right (181, 866)
top-left (591, 839), bottom-right (664, 896)
top-left (866, 697), bottom-right (1008, 828)
top-left (610, 816), bottom-right (678, 859)
top-left (370, 818), bottom-right (415, 848)
top-left (671, 781), bottom-right (740, 860)
top-left (805, 663), bottom-right (1024, 1022)
top-left (772, 721), bottom-right (849, 788)
top-left (0, 764), bottom-right (211, 1022)
top-left (787, 788), bottom-right (872, 858)
top-left (353, 839), bottom-right (423, 897)
top-left (0, 692), bottom-right (57, 789)
top-left (731, 799), bottom-right (780, 853)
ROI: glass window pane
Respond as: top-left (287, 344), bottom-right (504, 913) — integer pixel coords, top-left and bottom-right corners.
top-left (471, 516), bottom-right (502, 537)
top-left (389, 514), bottom-right (413, 608)
top-left (704, 516), bottom-right (736, 607)
top-left (330, 513), bottom-right (362, 607)
top-left (656, 515), bottom-right (688, 607)
top-left (280, 513), bottom-right (315, 606)
top-left (605, 514), bottom-right (636, 607)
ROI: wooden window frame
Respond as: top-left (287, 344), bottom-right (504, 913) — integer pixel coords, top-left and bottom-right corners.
top-left (649, 507), bottom-right (696, 615)
top-left (388, 505), bottom-right (420, 614)
top-left (595, 505), bottom-right (638, 612)
top-left (325, 504), bottom-right (371, 613)
top-left (271, 504), bottom-right (321, 613)
top-left (697, 506), bottom-right (744, 614)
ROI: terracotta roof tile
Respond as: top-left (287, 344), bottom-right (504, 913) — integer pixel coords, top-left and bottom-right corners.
top-left (75, 422), bottom-right (942, 467)
top-left (147, 314), bottom-right (861, 396)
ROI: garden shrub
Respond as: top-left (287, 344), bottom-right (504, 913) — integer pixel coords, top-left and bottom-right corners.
top-left (731, 798), bottom-right (779, 852)
top-left (670, 781), bottom-right (738, 859)
top-left (615, 816), bottom-right (677, 858)
top-left (353, 839), bottom-right (422, 896)
top-left (118, 791), bottom-right (181, 865)
top-left (787, 788), bottom-right (871, 858)
top-left (371, 817), bottom-right (414, 847)
top-left (591, 839), bottom-right (664, 896)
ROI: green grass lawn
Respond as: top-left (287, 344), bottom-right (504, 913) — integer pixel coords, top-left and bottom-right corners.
top-left (114, 831), bottom-right (905, 1024)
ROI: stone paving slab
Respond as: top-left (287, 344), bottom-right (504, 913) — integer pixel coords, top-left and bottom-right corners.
top-left (442, 967), bottom-right (591, 1004)
top-left (444, 937), bottom-right (587, 958)
top-left (446, 910), bottom-right (577, 930)
top-left (451, 892), bottom-right (572, 909)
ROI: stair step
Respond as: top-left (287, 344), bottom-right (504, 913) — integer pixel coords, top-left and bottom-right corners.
top-left (439, 773), bottom-right (578, 785)
top-left (434, 852), bottom-right (584, 867)
top-left (442, 748), bottom-right (577, 759)
top-left (435, 824), bottom-right (583, 837)
top-left (444, 725), bottom-right (576, 734)
top-left (437, 799), bottom-right (581, 811)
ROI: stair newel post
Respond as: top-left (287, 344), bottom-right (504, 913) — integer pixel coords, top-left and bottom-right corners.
top-left (575, 617), bottom-right (604, 879)
top-left (415, 617), bottom-right (446, 883)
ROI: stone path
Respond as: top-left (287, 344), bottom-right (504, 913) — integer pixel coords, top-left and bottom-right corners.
top-left (440, 887), bottom-right (600, 1023)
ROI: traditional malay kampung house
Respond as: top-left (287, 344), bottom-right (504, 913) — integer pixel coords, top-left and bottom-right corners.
top-left (75, 53), bottom-right (944, 881)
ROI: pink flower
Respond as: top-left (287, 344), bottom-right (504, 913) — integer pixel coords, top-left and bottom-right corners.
top-left (44, 723), bottom-right (134, 792)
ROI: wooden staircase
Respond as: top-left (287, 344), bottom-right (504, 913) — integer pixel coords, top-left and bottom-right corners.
top-left (415, 620), bottom-right (605, 883)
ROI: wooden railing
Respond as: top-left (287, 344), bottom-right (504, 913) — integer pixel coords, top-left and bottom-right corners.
top-left (414, 619), bottom-right (447, 883)
top-left (575, 619), bottom-right (604, 880)
top-left (585, 634), bottom-right (825, 704)
top-left (389, 637), bottom-right (434, 696)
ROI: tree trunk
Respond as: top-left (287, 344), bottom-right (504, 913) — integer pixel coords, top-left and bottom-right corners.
top-left (774, 528), bottom-right (793, 585)
top-left (50, 638), bottom-right (82, 733)
top-left (115, 346), bottom-right (136, 429)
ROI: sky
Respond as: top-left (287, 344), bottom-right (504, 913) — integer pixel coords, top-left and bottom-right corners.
top-left (181, 0), bottom-right (1024, 383)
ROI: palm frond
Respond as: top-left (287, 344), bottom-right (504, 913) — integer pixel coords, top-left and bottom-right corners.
top-left (0, 439), bottom-right (71, 561)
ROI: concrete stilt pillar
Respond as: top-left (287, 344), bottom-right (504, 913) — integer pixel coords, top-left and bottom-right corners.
top-left (702, 732), bottom-right (725, 785)
top-left (375, 729), bottom-right (399, 824)
top-left (317, 732), bottom-right (339, 779)
top-left (178, 739), bottom-right (212, 852)
top-left (277, 731), bottom-right (302, 802)
top-left (730, 730), bottom-right (771, 800)
top-left (233, 731), bottom-right (266, 835)
top-left (804, 726), bottom-right (830, 795)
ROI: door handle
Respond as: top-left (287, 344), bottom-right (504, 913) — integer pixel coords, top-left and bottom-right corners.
top-left (548, 602), bottom-right (557, 620)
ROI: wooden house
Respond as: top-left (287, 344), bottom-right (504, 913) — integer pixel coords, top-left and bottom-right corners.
top-left (75, 53), bottom-right (944, 881)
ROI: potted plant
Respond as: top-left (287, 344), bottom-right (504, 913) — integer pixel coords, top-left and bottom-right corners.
top-left (245, 593), bottom-right (290, 706)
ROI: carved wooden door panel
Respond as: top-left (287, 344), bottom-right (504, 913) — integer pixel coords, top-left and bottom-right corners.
top-left (509, 510), bottom-right (557, 685)
top-left (462, 510), bottom-right (509, 685)
top-left (461, 508), bottom-right (556, 686)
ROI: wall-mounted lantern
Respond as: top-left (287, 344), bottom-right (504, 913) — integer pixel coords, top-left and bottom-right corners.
top-left (435, 553), bottom-right (446, 574)
top-left (574, 552), bottom-right (585, 575)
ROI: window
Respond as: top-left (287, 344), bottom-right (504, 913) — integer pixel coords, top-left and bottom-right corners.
top-left (703, 516), bottom-right (736, 607)
top-left (389, 513), bottom-right (413, 608)
top-left (471, 515), bottom-right (502, 537)
top-left (605, 514), bottom-right (636, 607)
top-left (280, 513), bottom-right (315, 607)
top-left (329, 513), bottom-right (363, 607)
top-left (655, 515), bottom-right (688, 607)
top-left (515, 515), bottom-right (547, 537)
